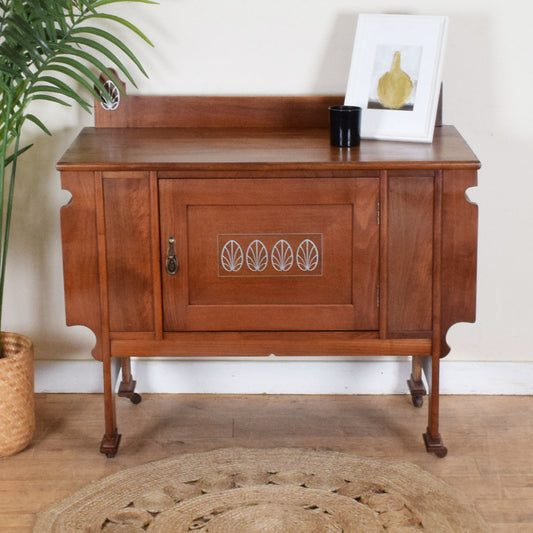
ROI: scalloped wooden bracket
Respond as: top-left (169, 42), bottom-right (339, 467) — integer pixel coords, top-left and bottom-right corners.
top-left (440, 169), bottom-right (478, 357)
top-left (60, 171), bottom-right (104, 361)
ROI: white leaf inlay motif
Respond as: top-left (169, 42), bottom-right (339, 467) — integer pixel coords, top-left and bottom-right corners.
top-left (246, 240), bottom-right (268, 272)
top-left (100, 80), bottom-right (121, 111)
top-left (220, 240), bottom-right (243, 272)
top-left (271, 240), bottom-right (294, 272)
top-left (297, 239), bottom-right (319, 272)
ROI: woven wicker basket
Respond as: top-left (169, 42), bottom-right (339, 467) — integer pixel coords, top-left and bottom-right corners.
top-left (0, 332), bottom-right (35, 457)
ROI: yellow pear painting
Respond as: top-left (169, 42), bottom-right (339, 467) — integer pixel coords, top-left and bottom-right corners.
top-left (377, 51), bottom-right (413, 109)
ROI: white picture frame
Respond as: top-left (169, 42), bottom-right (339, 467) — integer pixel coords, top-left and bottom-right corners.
top-left (345, 14), bottom-right (448, 143)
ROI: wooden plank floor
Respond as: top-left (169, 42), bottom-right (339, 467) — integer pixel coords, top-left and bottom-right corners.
top-left (1, 393), bottom-right (532, 532)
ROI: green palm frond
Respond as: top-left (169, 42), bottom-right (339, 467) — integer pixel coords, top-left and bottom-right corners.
top-left (0, 0), bottom-right (156, 328)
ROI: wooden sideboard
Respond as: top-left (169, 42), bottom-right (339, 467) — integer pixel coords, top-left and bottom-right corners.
top-left (57, 90), bottom-right (479, 457)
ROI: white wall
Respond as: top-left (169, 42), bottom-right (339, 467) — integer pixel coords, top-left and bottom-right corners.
top-left (5, 1), bottom-right (533, 391)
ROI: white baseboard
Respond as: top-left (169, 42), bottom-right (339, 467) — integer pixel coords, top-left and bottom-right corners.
top-left (34, 359), bottom-right (533, 395)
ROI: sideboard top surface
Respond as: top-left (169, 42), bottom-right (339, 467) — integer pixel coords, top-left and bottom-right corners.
top-left (57, 125), bottom-right (480, 172)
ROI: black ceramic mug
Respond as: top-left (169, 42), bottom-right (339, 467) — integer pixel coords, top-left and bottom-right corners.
top-left (328, 105), bottom-right (361, 147)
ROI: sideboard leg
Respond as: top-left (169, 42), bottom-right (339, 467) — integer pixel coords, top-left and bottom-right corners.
top-left (422, 355), bottom-right (447, 458)
top-left (100, 356), bottom-right (121, 458)
top-left (118, 357), bottom-right (142, 404)
top-left (423, 171), bottom-right (447, 458)
top-left (407, 356), bottom-right (426, 407)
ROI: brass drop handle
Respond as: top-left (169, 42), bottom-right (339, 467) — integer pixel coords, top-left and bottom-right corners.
top-left (165, 237), bottom-right (178, 275)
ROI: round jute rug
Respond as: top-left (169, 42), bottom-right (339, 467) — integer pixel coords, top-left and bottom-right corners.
top-left (33, 448), bottom-right (486, 533)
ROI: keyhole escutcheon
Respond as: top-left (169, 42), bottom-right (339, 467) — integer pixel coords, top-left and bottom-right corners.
top-left (166, 236), bottom-right (178, 275)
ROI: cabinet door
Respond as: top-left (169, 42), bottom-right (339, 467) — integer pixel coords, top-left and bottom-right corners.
top-left (159, 178), bottom-right (379, 331)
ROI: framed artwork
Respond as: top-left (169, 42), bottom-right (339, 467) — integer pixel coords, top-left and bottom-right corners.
top-left (345, 14), bottom-right (448, 142)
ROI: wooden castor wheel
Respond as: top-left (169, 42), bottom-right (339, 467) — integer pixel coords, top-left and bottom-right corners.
top-left (118, 377), bottom-right (141, 404)
top-left (407, 377), bottom-right (426, 408)
top-left (434, 446), bottom-right (448, 458)
top-left (411, 393), bottom-right (424, 408)
top-left (130, 393), bottom-right (142, 404)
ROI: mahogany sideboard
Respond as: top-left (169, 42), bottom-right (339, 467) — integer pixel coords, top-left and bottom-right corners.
top-left (57, 92), bottom-right (479, 457)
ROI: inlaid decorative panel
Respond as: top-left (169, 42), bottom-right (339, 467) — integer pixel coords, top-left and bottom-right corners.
top-left (218, 234), bottom-right (323, 277)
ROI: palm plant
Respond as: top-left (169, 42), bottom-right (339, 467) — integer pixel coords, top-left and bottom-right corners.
top-left (0, 0), bottom-right (154, 334)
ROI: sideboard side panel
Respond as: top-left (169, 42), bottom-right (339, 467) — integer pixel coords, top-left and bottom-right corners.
top-left (440, 169), bottom-right (478, 356)
top-left (387, 174), bottom-right (434, 336)
top-left (102, 173), bottom-right (154, 333)
top-left (60, 171), bottom-right (103, 360)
